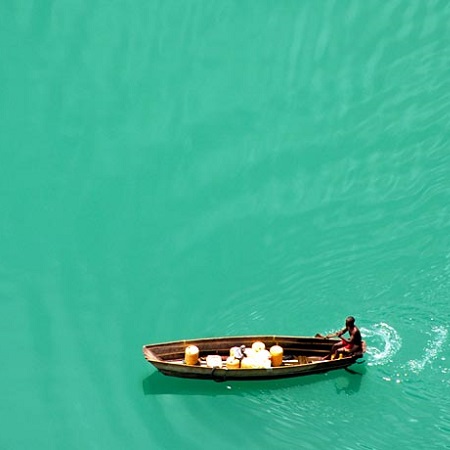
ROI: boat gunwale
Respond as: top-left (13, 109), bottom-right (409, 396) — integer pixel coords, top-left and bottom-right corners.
top-left (143, 334), bottom-right (338, 348)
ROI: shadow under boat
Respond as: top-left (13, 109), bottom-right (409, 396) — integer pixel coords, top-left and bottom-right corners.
top-left (142, 362), bottom-right (366, 397)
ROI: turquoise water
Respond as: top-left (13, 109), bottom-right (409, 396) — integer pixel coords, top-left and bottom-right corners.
top-left (2, 1), bottom-right (450, 449)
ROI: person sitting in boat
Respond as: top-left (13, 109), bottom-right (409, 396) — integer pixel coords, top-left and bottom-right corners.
top-left (322, 316), bottom-right (362, 360)
top-left (230, 345), bottom-right (246, 367)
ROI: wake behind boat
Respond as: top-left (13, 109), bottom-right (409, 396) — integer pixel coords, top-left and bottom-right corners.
top-left (142, 335), bottom-right (365, 381)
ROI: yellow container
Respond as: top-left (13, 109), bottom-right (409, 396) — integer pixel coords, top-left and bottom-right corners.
top-left (270, 345), bottom-right (283, 367)
top-left (185, 345), bottom-right (199, 366)
top-left (226, 356), bottom-right (240, 369)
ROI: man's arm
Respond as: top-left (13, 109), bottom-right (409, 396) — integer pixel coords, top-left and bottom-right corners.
top-left (336, 327), bottom-right (347, 338)
top-left (316, 328), bottom-right (347, 339)
top-left (325, 328), bottom-right (346, 338)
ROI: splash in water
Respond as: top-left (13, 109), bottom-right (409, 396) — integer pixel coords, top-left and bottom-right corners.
top-left (360, 323), bottom-right (402, 366)
top-left (407, 326), bottom-right (448, 374)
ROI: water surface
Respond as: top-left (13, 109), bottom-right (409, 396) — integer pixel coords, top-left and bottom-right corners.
top-left (1, 1), bottom-right (450, 449)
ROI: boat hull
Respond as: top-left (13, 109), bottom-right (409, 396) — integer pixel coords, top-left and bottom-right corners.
top-left (143, 335), bottom-right (364, 381)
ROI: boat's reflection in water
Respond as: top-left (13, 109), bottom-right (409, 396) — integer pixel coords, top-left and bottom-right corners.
top-left (142, 363), bottom-right (366, 397)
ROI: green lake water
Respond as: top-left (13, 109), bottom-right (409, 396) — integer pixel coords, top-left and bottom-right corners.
top-left (2, 1), bottom-right (450, 449)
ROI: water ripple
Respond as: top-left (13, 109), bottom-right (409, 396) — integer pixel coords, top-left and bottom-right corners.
top-left (407, 325), bottom-right (448, 373)
top-left (361, 323), bottom-right (402, 366)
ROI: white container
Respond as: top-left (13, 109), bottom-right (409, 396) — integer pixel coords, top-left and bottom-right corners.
top-left (252, 341), bottom-right (266, 352)
top-left (206, 355), bottom-right (223, 368)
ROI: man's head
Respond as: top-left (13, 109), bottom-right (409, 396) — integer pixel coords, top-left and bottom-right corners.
top-left (345, 316), bottom-right (355, 327)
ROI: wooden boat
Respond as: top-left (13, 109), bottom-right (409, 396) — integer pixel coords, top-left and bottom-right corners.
top-left (142, 335), bottom-right (365, 381)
